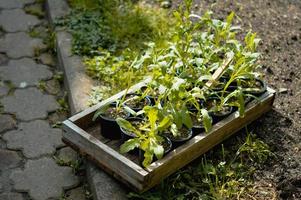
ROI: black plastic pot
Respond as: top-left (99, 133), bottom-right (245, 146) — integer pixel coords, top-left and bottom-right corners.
top-left (138, 136), bottom-right (172, 167)
top-left (165, 128), bottom-right (193, 148)
top-left (120, 117), bottom-right (143, 154)
top-left (192, 125), bottom-right (205, 136)
top-left (242, 78), bottom-right (267, 96)
top-left (212, 106), bottom-right (233, 123)
top-left (204, 96), bottom-right (234, 123)
top-left (99, 104), bottom-right (130, 140)
top-left (123, 93), bottom-right (152, 112)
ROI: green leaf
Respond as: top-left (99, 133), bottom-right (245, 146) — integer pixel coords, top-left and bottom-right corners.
top-left (201, 109), bottom-right (212, 133)
top-left (237, 89), bottom-right (245, 117)
top-left (123, 105), bottom-right (137, 116)
top-left (145, 107), bottom-right (158, 131)
top-left (226, 12), bottom-right (235, 27)
top-left (170, 123), bottom-right (180, 137)
top-left (153, 143), bottom-right (164, 160)
top-left (158, 115), bottom-right (173, 131)
top-left (181, 107), bottom-right (193, 129)
top-left (92, 104), bottom-right (110, 121)
top-left (120, 138), bottom-right (140, 154)
top-left (142, 151), bottom-right (153, 168)
top-left (116, 118), bottom-right (139, 135)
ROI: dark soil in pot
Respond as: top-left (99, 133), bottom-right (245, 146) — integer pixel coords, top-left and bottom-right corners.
top-left (204, 97), bottom-right (233, 123)
top-left (122, 93), bottom-right (152, 112)
top-left (164, 127), bottom-right (193, 148)
top-left (190, 112), bottom-right (206, 136)
top-left (99, 104), bottom-right (130, 140)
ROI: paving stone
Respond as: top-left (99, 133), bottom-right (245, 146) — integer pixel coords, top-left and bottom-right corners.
top-left (0, 58), bottom-right (52, 88)
top-left (0, 171), bottom-right (12, 193)
top-left (1, 88), bottom-right (58, 121)
top-left (0, 0), bottom-right (35, 9)
top-left (44, 79), bottom-right (60, 95)
top-left (48, 111), bottom-right (67, 126)
top-left (0, 32), bottom-right (44, 59)
top-left (0, 9), bottom-right (40, 32)
top-left (0, 53), bottom-right (9, 65)
top-left (0, 138), bottom-right (6, 148)
top-left (0, 149), bottom-right (22, 170)
top-left (11, 157), bottom-right (79, 200)
top-left (3, 120), bottom-right (64, 158)
top-left (66, 187), bottom-right (86, 200)
top-left (0, 192), bottom-right (25, 200)
top-left (57, 147), bottom-right (78, 164)
top-left (0, 82), bottom-right (9, 97)
top-left (39, 53), bottom-right (56, 67)
top-left (87, 163), bottom-right (127, 200)
top-left (0, 115), bottom-right (16, 133)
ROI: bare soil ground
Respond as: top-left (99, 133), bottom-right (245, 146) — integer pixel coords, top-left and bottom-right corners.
top-left (172, 0), bottom-right (301, 199)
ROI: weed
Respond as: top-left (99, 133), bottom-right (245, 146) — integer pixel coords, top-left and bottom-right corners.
top-left (24, 4), bottom-right (45, 19)
top-left (58, 0), bottom-right (174, 56)
top-left (28, 27), bottom-right (41, 38)
top-left (236, 131), bottom-right (274, 164)
top-left (53, 71), bottom-right (64, 83)
top-left (128, 129), bottom-right (272, 199)
top-left (68, 0), bottom-right (100, 10)
top-left (35, 0), bottom-right (46, 3)
top-left (87, 85), bottom-right (111, 106)
top-left (37, 80), bottom-right (46, 91)
top-left (57, 95), bottom-right (69, 113)
top-left (33, 46), bottom-right (43, 57)
top-left (51, 121), bottom-right (62, 128)
top-left (43, 28), bottom-right (57, 55)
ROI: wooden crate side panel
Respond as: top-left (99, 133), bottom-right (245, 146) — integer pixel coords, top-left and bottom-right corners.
top-left (62, 137), bottom-right (141, 192)
top-left (62, 120), bottom-right (148, 190)
top-left (143, 91), bottom-right (274, 192)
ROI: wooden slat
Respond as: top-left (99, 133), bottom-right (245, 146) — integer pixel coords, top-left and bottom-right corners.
top-left (62, 120), bottom-right (148, 190)
top-left (142, 88), bottom-right (275, 192)
top-left (205, 57), bottom-right (233, 88)
top-left (62, 137), bottom-right (141, 191)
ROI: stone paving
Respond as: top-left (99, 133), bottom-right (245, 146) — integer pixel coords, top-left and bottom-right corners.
top-left (0, 1), bottom-right (87, 200)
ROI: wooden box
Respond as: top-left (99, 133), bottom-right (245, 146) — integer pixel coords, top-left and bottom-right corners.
top-left (62, 82), bottom-right (275, 192)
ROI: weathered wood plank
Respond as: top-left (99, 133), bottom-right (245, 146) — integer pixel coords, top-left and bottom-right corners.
top-left (62, 120), bottom-right (148, 190)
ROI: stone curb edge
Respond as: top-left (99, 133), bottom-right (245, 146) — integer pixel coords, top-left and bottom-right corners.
top-left (45, 0), bottom-right (128, 199)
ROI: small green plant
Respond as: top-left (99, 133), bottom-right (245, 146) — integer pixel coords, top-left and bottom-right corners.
top-left (53, 71), bottom-right (64, 83)
top-left (43, 28), bottom-right (57, 55)
top-left (236, 132), bottom-right (273, 164)
top-left (24, 4), bottom-right (45, 19)
top-left (117, 106), bottom-right (173, 167)
top-left (57, 96), bottom-right (69, 113)
top-left (28, 27), bottom-right (41, 38)
top-left (37, 80), bottom-right (46, 91)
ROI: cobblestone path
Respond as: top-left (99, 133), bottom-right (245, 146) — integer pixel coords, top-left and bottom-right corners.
top-left (0, 1), bottom-right (87, 199)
